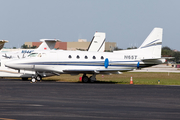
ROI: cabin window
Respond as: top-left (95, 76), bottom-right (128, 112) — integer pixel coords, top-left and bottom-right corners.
top-left (76, 55), bottom-right (80, 59)
top-left (93, 56), bottom-right (96, 59)
top-left (68, 55), bottom-right (72, 58)
top-left (101, 56), bottom-right (104, 59)
top-left (85, 56), bottom-right (88, 59)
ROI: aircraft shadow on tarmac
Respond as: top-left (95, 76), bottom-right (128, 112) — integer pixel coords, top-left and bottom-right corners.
top-left (0, 78), bottom-right (119, 84)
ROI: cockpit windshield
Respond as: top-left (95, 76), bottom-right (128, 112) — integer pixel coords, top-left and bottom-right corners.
top-left (28, 53), bottom-right (38, 57)
top-left (28, 53), bottom-right (46, 58)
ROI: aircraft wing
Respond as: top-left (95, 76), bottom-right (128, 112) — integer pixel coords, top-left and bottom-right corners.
top-left (63, 68), bottom-right (132, 74)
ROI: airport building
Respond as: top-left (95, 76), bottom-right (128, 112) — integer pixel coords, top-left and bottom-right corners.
top-left (25, 39), bottom-right (117, 51)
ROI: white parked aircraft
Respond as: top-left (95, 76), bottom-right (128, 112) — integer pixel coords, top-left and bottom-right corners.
top-left (5, 28), bottom-right (165, 83)
top-left (1, 39), bottom-right (60, 59)
top-left (0, 32), bottom-right (106, 80)
top-left (0, 39), bottom-right (60, 80)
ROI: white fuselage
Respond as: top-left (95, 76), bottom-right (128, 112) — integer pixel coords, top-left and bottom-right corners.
top-left (5, 50), bottom-right (164, 74)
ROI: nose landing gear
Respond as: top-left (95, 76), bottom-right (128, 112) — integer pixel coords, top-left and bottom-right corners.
top-left (31, 76), bottom-right (36, 83)
top-left (31, 74), bottom-right (42, 83)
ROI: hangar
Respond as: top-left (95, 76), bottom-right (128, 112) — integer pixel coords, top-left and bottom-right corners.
top-left (25, 39), bottom-right (116, 51)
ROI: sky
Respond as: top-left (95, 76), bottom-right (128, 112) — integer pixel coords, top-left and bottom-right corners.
top-left (0, 0), bottom-right (180, 50)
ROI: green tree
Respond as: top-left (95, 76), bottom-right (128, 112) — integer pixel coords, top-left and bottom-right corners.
top-left (114, 47), bottom-right (123, 50)
top-left (172, 51), bottom-right (180, 62)
top-left (21, 44), bottom-right (37, 49)
top-left (161, 46), bottom-right (173, 56)
top-left (31, 45), bottom-right (37, 49)
top-left (21, 44), bottom-right (28, 49)
top-left (127, 47), bottom-right (137, 49)
top-left (161, 46), bottom-right (180, 62)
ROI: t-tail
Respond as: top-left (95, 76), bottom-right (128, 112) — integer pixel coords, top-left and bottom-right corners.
top-left (0, 40), bottom-right (8, 50)
top-left (87, 32), bottom-right (106, 52)
top-left (36, 39), bottom-right (61, 51)
top-left (138, 27), bottom-right (163, 60)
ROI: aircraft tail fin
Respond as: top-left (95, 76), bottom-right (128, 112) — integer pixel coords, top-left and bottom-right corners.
top-left (36, 39), bottom-right (60, 50)
top-left (0, 40), bottom-right (8, 50)
top-left (87, 32), bottom-right (106, 52)
top-left (138, 27), bottom-right (163, 59)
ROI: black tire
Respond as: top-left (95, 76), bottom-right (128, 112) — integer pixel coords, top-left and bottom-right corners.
top-left (89, 76), bottom-right (95, 83)
top-left (31, 77), bottom-right (36, 83)
top-left (36, 75), bottom-right (42, 81)
top-left (82, 76), bottom-right (89, 83)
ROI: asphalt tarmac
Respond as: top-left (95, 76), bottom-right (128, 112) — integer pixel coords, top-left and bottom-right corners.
top-left (0, 79), bottom-right (180, 120)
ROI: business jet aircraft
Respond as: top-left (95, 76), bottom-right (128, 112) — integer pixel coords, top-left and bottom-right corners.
top-left (0, 32), bottom-right (106, 80)
top-left (5, 28), bottom-right (164, 83)
top-left (1, 39), bottom-right (60, 59)
top-left (0, 39), bottom-right (60, 79)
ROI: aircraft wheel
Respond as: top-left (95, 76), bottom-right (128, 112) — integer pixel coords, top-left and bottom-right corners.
top-left (89, 76), bottom-right (95, 83)
top-left (82, 76), bottom-right (89, 83)
top-left (31, 77), bottom-right (36, 83)
top-left (36, 75), bottom-right (42, 81)
top-left (89, 74), bottom-right (96, 83)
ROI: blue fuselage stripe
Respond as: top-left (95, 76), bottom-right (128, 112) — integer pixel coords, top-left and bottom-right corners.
top-left (20, 61), bottom-right (140, 67)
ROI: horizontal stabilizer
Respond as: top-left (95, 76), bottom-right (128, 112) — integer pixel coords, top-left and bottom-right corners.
top-left (141, 58), bottom-right (166, 64)
top-left (141, 58), bottom-right (162, 61)
top-left (161, 57), bottom-right (175, 60)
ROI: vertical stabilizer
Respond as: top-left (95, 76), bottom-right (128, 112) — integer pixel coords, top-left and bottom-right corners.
top-left (138, 28), bottom-right (163, 59)
top-left (87, 32), bottom-right (106, 52)
top-left (37, 39), bottom-right (61, 50)
top-left (0, 40), bottom-right (8, 50)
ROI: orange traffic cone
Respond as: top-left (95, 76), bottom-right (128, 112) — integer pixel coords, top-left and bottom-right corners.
top-left (130, 76), bottom-right (133, 84)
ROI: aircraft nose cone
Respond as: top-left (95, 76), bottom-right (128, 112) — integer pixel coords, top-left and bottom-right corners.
top-left (5, 60), bottom-right (19, 69)
top-left (5, 59), bottom-right (35, 70)
top-left (4, 60), bottom-right (19, 69)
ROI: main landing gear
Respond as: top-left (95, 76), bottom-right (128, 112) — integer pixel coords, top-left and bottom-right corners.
top-left (82, 74), bottom-right (96, 83)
